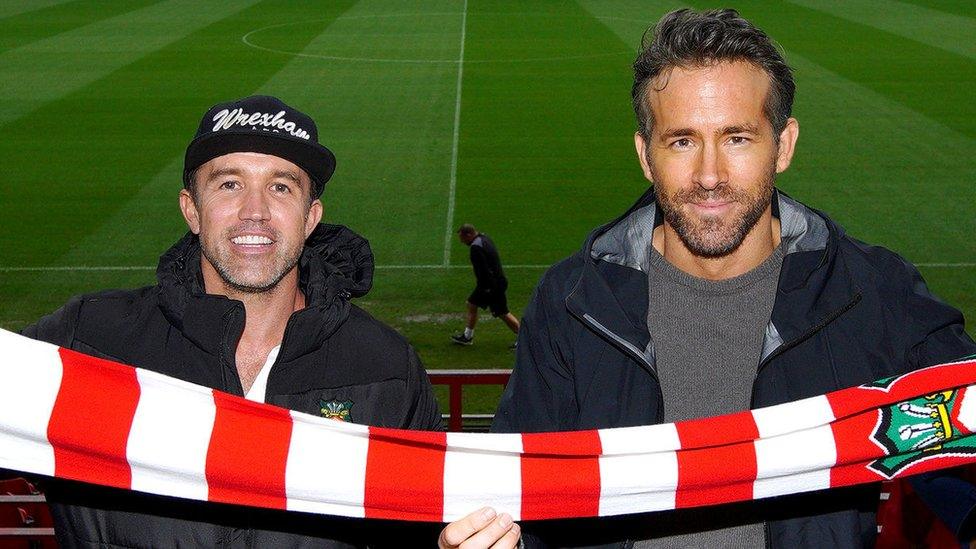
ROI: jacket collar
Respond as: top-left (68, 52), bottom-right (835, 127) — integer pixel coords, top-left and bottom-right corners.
top-left (587, 187), bottom-right (831, 276)
top-left (567, 187), bottom-right (847, 367)
top-left (154, 223), bottom-right (374, 359)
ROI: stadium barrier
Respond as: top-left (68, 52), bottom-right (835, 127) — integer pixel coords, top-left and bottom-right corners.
top-left (427, 369), bottom-right (512, 432)
top-left (0, 476), bottom-right (56, 546)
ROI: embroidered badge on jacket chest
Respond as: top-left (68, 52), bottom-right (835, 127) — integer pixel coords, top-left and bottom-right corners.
top-left (319, 398), bottom-right (354, 422)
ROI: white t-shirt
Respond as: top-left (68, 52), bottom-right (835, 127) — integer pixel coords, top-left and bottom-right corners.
top-left (244, 345), bottom-right (280, 403)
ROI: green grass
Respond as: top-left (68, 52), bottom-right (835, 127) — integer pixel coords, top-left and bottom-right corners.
top-left (1, 1), bottom-right (974, 417)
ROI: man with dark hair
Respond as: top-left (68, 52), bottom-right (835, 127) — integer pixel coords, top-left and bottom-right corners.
top-left (442, 7), bottom-right (976, 548)
top-left (24, 95), bottom-right (442, 547)
top-left (451, 224), bottom-right (520, 346)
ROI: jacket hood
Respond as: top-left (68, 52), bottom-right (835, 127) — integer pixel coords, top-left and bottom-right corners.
top-left (154, 223), bottom-right (374, 357)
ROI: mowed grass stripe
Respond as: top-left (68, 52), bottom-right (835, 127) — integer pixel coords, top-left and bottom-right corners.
top-left (0, 0), bottom-right (259, 128)
top-left (896, 0), bottom-right (976, 19)
top-left (790, 0), bottom-right (976, 59)
top-left (0, 0), bottom-right (75, 19)
top-left (578, 0), bottom-right (687, 37)
top-left (0, 0), bottom-right (159, 56)
top-left (454, 0), bottom-right (645, 266)
top-left (0, 1), bottom-right (356, 268)
top-left (694, 1), bottom-right (976, 142)
top-left (252, 0), bottom-right (465, 266)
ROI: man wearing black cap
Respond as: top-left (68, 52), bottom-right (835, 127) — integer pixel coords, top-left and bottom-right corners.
top-left (23, 95), bottom-right (442, 547)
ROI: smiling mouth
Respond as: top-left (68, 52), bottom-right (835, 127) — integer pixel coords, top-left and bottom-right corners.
top-left (690, 201), bottom-right (733, 211)
top-left (231, 235), bottom-right (274, 245)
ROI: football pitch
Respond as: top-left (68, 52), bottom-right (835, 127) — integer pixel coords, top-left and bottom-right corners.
top-left (1, 1), bottom-right (974, 415)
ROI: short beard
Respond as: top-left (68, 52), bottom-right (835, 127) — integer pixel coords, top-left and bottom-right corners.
top-left (653, 169), bottom-right (775, 259)
top-left (205, 247), bottom-right (300, 294)
top-left (199, 221), bottom-right (306, 294)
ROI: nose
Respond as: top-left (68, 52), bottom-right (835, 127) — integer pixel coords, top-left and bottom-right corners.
top-left (238, 186), bottom-right (271, 221)
top-left (693, 142), bottom-right (728, 190)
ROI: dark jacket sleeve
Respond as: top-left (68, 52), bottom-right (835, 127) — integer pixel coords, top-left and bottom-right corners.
top-left (470, 245), bottom-right (496, 291)
top-left (491, 269), bottom-right (576, 435)
top-left (897, 260), bottom-right (976, 369)
top-left (21, 296), bottom-right (83, 347)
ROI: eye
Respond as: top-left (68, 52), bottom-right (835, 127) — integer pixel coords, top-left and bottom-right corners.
top-left (219, 180), bottom-right (240, 190)
top-left (729, 135), bottom-right (750, 145)
top-left (271, 182), bottom-right (291, 194)
top-left (670, 138), bottom-right (693, 149)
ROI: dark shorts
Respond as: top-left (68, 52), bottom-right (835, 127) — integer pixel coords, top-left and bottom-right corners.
top-left (468, 282), bottom-right (509, 317)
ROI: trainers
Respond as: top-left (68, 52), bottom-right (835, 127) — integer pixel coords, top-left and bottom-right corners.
top-left (451, 333), bottom-right (473, 346)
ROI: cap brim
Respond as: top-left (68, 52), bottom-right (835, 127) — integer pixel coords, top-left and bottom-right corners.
top-left (184, 132), bottom-right (336, 197)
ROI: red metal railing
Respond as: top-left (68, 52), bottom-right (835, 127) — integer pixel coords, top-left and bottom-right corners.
top-left (0, 477), bottom-right (56, 546)
top-left (427, 369), bottom-right (512, 432)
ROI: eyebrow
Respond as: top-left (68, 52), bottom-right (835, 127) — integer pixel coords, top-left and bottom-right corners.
top-left (205, 167), bottom-right (243, 182)
top-left (271, 170), bottom-right (303, 186)
top-left (657, 123), bottom-right (762, 141)
top-left (205, 167), bottom-right (305, 187)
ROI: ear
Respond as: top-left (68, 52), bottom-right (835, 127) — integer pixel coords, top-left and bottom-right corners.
top-left (775, 118), bottom-right (799, 174)
top-left (634, 132), bottom-right (654, 182)
top-left (305, 199), bottom-right (323, 238)
top-left (179, 189), bottom-right (201, 235)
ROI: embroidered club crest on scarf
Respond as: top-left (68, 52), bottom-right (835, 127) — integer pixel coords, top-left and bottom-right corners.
top-left (869, 387), bottom-right (976, 478)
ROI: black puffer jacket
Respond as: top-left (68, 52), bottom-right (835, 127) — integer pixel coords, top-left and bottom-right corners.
top-left (24, 224), bottom-right (442, 548)
top-left (493, 189), bottom-right (976, 548)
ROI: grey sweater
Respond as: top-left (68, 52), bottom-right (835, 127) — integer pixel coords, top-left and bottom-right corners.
top-left (635, 243), bottom-right (784, 548)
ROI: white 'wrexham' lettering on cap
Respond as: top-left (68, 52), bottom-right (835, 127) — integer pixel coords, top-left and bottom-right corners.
top-left (443, 432), bottom-right (523, 521)
top-left (127, 369), bottom-right (215, 500)
top-left (752, 395), bottom-right (835, 438)
top-left (211, 108), bottom-right (311, 140)
top-left (753, 424), bottom-right (836, 499)
top-left (0, 330), bottom-right (62, 476)
top-left (598, 425), bottom-right (679, 515)
top-left (285, 412), bottom-right (368, 517)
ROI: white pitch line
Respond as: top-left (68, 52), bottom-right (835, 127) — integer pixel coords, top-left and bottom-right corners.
top-left (441, 0), bottom-right (468, 267)
top-left (0, 266), bottom-right (156, 272)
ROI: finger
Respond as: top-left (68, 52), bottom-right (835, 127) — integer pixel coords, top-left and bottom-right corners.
top-left (489, 522), bottom-right (521, 549)
top-left (459, 513), bottom-right (516, 549)
top-left (439, 507), bottom-right (496, 548)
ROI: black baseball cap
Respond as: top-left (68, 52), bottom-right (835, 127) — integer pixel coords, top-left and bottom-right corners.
top-left (183, 95), bottom-right (336, 198)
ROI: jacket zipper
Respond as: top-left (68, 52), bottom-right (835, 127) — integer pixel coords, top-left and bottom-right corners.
top-left (751, 292), bottom-right (862, 407)
top-left (263, 314), bottom-right (298, 400)
top-left (580, 312), bottom-right (666, 423)
top-left (220, 304), bottom-right (246, 396)
top-left (752, 293), bottom-right (860, 546)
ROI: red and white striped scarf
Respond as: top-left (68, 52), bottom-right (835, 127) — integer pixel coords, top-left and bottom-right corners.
top-left (2, 328), bottom-right (975, 522)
